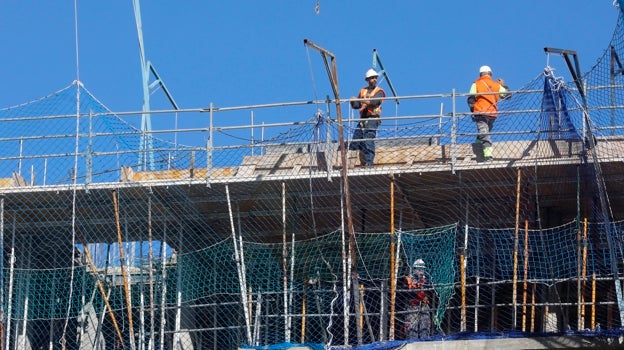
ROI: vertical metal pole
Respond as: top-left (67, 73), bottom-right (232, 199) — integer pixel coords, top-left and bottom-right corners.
top-left (159, 222), bottom-right (168, 350)
top-left (148, 194), bottom-right (155, 350)
top-left (610, 47), bottom-right (616, 136)
top-left (206, 103), bottom-right (214, 187)
top-left (522, 219), bottom-right (530, 332)
top-left (450, 89), bottom-right (457, 173)
top-left (261, 123), bottom-right (265, 155)
top-left (139, 252), bottom-right (146, 350)
top-left (19, 237), bottom-right (31, 350)
top-left (460, 225), bottom-right (467, 332)
top-left (43, 159), bottom-right (47, 186)
top-left (289, 215), bottom-right (296, 343)
top-left (379, 281), bottom-right (386, 342)
top-left (173, 223), bottom-right (183, 350)
top-left (576, 223), bottom-right (582, 331)
top-left (86, 111), bottom-right (93, 184)
top-left (438, 103), bottom-right (444, 145)
top-left (389, 175), bottom-right (396, 340)
top-left (18, 139), bottom-right (23, 177)
top-left (114, 190), bottom-right (136, 350)
top-left (512, 168), bottom-right (522, 329)
top-left (5, 221), bottom-right (15, 350)
top-left (282, 182), bottom-right (290, 342)
top-left (325, 98), bottom-right (333, 181)
top-left (226, 185), bottom-right (252, 344)
top-left (340, 178), bottom-right (349, 345)
top-left (251, 111), bottom-right (255, 156)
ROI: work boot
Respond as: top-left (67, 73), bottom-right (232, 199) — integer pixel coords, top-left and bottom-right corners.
top-left (483, 146), bottom-right (493, 161)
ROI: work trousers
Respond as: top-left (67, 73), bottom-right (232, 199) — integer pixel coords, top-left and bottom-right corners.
top-left (404, 302), bottom-right (432, 339)
top-left (472, 114), bottom-right (496, 148)
top-left (348, 118), bottom-right (379, 166)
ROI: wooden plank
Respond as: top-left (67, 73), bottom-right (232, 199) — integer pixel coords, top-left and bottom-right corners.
top-left (133, 169), bottom-right (191, 181)
top-left (236, 164), bottom-right (256, 177)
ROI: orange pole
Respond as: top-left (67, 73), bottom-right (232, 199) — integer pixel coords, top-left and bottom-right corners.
top-left (530, 284), bottom-right (536, 332)
top-left (591, 272), bottom-right (596, 330)
top-left (580, 218), bottom-right (588, 329)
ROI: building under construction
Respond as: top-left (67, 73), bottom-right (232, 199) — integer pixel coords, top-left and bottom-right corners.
top-left (4, 4), bottom-right (624, 350)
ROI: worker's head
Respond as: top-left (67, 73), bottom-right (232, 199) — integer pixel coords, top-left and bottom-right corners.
top-left (365, 68), bottom-right (379, 81)
top-left (479, 65), bottom-right (492, 76)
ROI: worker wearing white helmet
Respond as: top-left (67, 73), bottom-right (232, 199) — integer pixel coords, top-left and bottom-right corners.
top-left (404, 258), bottom-right (432, 339)
top-left (467, 65), bottom-right (511, 161)
top-left (348, 69), bottom-right (386, 167)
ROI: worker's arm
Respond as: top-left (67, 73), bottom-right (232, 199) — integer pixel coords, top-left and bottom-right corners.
top-left (467, 83), bottom-right (477, 111)
top-left (498, 80), bottom-right (511, 100)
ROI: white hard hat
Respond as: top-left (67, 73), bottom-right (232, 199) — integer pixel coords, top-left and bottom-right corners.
top-left (479, 65), bottom-right (492, 74)
top-left (413, 259), bottom-right (426, 269)
top-left (365, 68), bottom-right (379, 79)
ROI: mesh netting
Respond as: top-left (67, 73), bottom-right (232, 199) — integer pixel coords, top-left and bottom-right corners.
top-left (3, 6), bottom-right (624, 350)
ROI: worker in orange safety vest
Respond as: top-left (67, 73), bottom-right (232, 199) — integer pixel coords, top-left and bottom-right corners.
top-left (404, 258), bottom-right (432, 339)
top-left (467, 65), bottom-right (511, 161)
top-left (348, 68), bottom-right (386, 167)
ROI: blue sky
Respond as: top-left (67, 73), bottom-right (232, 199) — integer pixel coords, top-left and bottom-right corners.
top-left (0, 1), bottom-right (620, 120)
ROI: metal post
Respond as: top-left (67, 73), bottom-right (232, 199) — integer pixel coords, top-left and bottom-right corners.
top-left (389, 175), bottom-right (396, 340)
top-left (113, 190), bottom-right (136, 350)
top-left (207, 103), bottom-right (214, 187)
top-left (159, 222), bottom-right (168, 350)
top-left (251, 111), bottom-right (255, 156)
top-left (4, 220), bottom-right (15, 350)
top-left (325, 97), bottom-right (333, 181)
top-left (148, 193), bottom-right (155, 350)
top-left (512, 168), bottom-right (522, 330)
top-left (226, 185), bottom-right (252, 344)
top-left (87, 111), bottom-right (93, 184)
top-left (282, 182), bottom-right (290, 342)
top-left (451, 89), bottom-right (457, 174)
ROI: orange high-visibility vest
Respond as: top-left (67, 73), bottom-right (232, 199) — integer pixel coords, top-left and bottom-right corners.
top-left (359, 86), bottom-right (384, 117)
top-left (473, 75), bottom-right (504, 117)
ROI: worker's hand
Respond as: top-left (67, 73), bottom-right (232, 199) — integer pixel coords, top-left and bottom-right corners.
top-left (497, 78), bottom-right (505, 85)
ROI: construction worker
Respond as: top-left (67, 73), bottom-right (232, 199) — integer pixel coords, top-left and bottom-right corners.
top-left (467, 65), bottom-right (511, 161)
top-left (404, 259), bottom-right (432, 339)
top-left (348, 68), bottom-right (386, 167)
